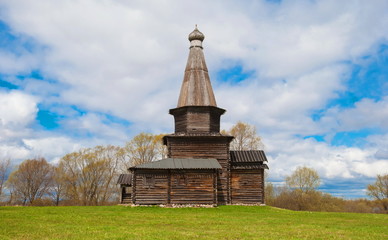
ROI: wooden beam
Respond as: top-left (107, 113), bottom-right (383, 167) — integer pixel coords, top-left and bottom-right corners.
top-left (167, 170), bottom-right (171, 204)
top-left (132, 170), bottom-right (136, 205)
top-left (213, 170), bottom-right (217, 205)
top-left (262, 169), bottom-right (265, 204)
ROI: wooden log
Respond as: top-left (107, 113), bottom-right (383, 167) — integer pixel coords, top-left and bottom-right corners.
top-left (230, 169), bottom-right (264, 204)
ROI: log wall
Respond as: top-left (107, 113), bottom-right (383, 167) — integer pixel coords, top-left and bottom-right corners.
top-left (133, 170), bottom-right (169, 205)
top-left (230, 169), bottom-right (264, 204)
top-left (131, 169), bottom-right (217, 205)
top-left (170, 171), bottom-right (215, 205)
top-left (185, 111), bottom-right (212, 133)
top-left (170, 106), bottom-right (224, 134)
top-left (165, 136), bottom-right (233, 204)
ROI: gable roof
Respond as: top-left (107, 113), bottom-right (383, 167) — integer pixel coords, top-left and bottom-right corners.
top-left (129, 158), bottom-right (222, 170)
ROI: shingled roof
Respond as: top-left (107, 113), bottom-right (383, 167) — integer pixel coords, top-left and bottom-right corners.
top-left (117, 174), bottom-right (132, 185)
top-left (230, 150), bottom-right (269, 170)
top-left (230, 150), bottom-right (268, 163)
top-left (129, 158), bottom-right (222, 170)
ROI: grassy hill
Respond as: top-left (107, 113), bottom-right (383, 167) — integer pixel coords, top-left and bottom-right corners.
top-left (0, 205), bottom-right (387, 239)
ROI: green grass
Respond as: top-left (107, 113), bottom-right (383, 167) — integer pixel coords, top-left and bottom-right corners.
top-left (0, 205), bottom-right (387, 240)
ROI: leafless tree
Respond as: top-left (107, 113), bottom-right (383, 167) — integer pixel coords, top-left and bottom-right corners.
top-left (59, 145), bottom-right (125, 205)
top-left (124, 133), bottom-right (167, 167)
top-left (154, 134), bottom-right (168, 159)
top-left (0, 158), bottom-right (11, 198)
top-left (94, 145), bottom-right (125, 203)
top-left (285, 166), bottom-right (320, 193)
top-left (264, 182), bottom-right (275, 205)
top-left (6, 158), bottom-right (53, 205)
top-left (224, 121), bottom-right (264, 150)
top-left (367, 174), bottom-right (388, 211)
top-left (49, 166), bottom-right (66, 206)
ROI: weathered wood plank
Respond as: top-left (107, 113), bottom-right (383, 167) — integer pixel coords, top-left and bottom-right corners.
top-left (230, 169), bottom-right (264, 204)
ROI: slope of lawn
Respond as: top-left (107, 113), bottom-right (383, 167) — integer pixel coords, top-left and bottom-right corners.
top-left (0, 205), bottom-right (387, 239)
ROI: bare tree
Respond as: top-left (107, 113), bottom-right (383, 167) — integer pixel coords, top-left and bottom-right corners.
top-left (60, 148), bottom-right (102, 205)
top-left (264, 182), bottom-right (275, 205)
top-left (224, 121), bottom-right (263, 150)
top-left (124, 133), bottom-right (167, 167)
top-left (59, 145), bottom-right (125, 205)
top-left (154, 134), bottom-right (168, 159)
top-left (6, 158), bottom-right (53, 205)
top-left (367, 174), bottom-right (388, 211)
top-left (0, 158), bottom-right (11, 198)
top-left (94, 145), bottom-right (125, 203)
top-left (49, 166), bottom-right (66, 206)
top-left (285, 166), bottom-right (320, 193)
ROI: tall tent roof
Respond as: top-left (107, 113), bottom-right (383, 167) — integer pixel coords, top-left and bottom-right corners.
top-left (177, 26), bottom-right (217, 107)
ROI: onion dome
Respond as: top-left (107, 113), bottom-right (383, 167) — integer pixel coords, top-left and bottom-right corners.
top-left (188, 25), bottom-right (205, 42)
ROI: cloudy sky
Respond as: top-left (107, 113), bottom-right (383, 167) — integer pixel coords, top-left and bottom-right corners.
top-left (0, 0), bottom-right (387, 198)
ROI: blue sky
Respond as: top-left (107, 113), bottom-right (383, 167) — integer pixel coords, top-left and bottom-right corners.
top-left (0, 0), bottom-right (387, 199)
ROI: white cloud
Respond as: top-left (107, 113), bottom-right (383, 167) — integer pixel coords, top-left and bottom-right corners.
top-left (0, 50), bottom-right (39, 75)
top-left (22, 137), bottom-right (83, 163)
top-left (352, 160), bottom-right (388, 178)
top-left (266, 135), bottom-right (385, 181)
top-left (1, 0), bottom-right (386, 125)
top-left (62, 112), bottom-right (130, 142)
top-left (207, 0), bottom-right (388, 78)
top-left (320, 97), bottom-right (388, 132)
top-left (0, 144), bottom-right (30, 160)
top-left (0, 90), bottom-right (36, 160)
top-left (375, 149), bottom-right (388, 160)
top-left (0, 90), bottom-right (37, 127)
top-left (0, 91), bottom-right (99, 162)
top-left (218, 64), bottom-right (348, 137)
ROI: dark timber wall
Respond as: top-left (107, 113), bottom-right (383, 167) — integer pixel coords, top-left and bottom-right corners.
top-left (131, 169), bottom-right (217, 205)
top-left (132, 170), bottom-right (169, 205)
top-left (170, 171), bottom-right (216, 205)
top-left (170, 106), bottom-right (225, 134)
top-left (164, 135), bottom-right (233, 204)
top-left (230, 169), bottom-right (264, 204)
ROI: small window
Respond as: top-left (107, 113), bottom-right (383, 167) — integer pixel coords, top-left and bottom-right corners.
top-left (143, 176), bottom-right (155, 188)
top-left (175, 175), bottom-right (188, 187)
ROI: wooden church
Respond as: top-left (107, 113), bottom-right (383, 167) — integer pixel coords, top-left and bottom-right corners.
top-left (118, 27), bottom-right (268, 205)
